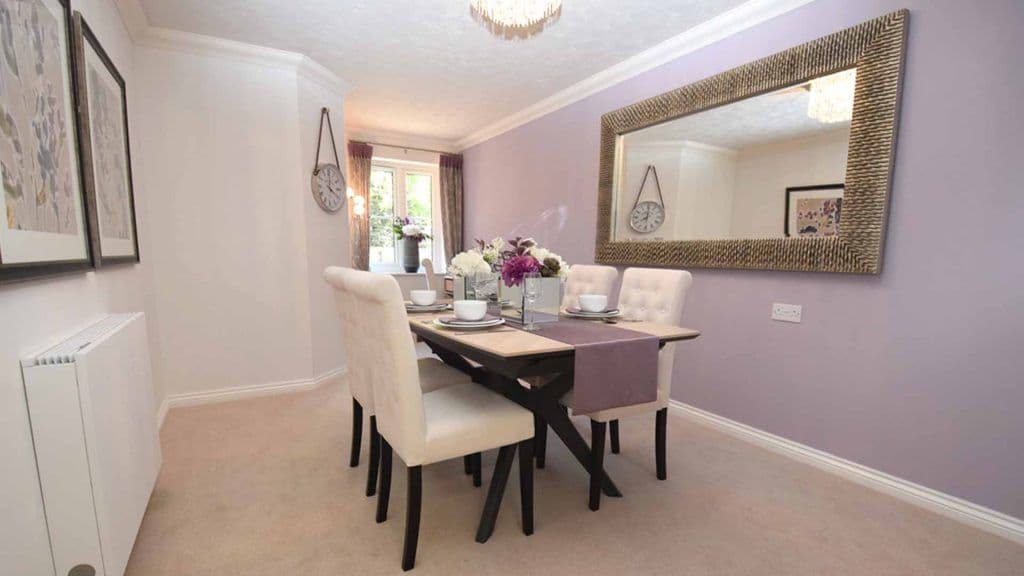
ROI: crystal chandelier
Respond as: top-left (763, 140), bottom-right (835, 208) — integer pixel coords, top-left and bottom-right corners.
top-left (470, 0), bottom-right (562, 40)
top-left (807, 68), bottom-right (857, 123)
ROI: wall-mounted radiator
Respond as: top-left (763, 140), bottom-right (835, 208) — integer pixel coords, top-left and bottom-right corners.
top-left (22, 313), bottom-right (161, 576)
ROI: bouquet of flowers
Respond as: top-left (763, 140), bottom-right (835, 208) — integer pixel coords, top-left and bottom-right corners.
top-left (450, 236), bottom-right (568, 287)
top-left (392, 216), bottom-right (430, 243)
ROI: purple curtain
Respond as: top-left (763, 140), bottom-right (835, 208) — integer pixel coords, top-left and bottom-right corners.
top-left (439, 154), bottom-right (464, 263)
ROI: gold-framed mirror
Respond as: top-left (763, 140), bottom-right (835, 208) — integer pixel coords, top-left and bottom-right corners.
top-left (595, 10), bottom-right (908, 274)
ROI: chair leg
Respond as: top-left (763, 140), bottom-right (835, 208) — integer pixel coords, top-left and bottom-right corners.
top-left (475, 444), bottom-right (517, 543)
top-left (471, 452), bottom-right (482, 487)
top-left (589, 420), bottom-right (606, 511)
top-left (402, 466), bottom-right (422, 571)
top-left (350, 398), bottom-right (363, 467)
top-left (534, 413), bottom-right (547, 469)
top-left (656, 408), bottom-right (667, 481)
top-left (376, 438), bottom-right (393, 523)
top-left (366, 416), bottom-right (380, 497)
top-left (609, 420), bottom-right (620, 454)
top-left (518, 439), bottom-right (534, 535)
top-left (463, 455), bottom-right (472, 475)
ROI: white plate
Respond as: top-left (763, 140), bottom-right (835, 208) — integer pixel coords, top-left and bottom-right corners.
top-left (563, 308), bottom-right (622, 319)
top-left (405, 303), bottom-right (449, 312)
top-left (433, 317), bottom-right (505, 330)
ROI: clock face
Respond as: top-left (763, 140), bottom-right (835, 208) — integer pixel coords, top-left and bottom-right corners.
top-left (312, 164), bottom-right (345, 213)
top-left (629, 201), bottom-right (665, 234)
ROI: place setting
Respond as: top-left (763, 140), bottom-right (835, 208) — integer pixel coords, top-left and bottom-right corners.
top-left (405, 289), bottom-right (450, 313)
top-left (432, 300), bottom-right (509, 333)
top-left (562, 294), bottom-right (622, 321)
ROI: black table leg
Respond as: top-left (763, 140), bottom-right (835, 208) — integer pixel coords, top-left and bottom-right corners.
top-left (533, 412), bottom-right (547, 469)
top-left (609, 420), bottom-right (620, 454)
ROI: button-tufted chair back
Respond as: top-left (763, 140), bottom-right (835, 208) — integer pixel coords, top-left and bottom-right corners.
top-left (324, 267), bottom-right (428, 465)
top-left (618, 268), bottom-right (693, 403)
top-left (561, 265), bottom-right (619, 310)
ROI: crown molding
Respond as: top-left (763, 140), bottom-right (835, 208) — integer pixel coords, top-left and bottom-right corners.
top-left (346, 126), bottom-right (460, 154)
top-left (454, 0), bottom-right (816, 151)
top-left (136, 27), bottom-right (349, 94)
top-left (112, 0), bottom-right (150, 39)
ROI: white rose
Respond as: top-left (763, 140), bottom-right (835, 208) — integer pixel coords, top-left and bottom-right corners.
top-left (527, 247), bottom-right (551, 262)
top-left (402, 223), bottom-right (422, 236)
top-left (490, 237), bottom-right (506, 252)
top-left (450, 251), bottom-right (490, 277)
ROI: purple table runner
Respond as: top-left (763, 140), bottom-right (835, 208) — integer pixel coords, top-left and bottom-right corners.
top-left (516, 319), bottom-right (660, 415)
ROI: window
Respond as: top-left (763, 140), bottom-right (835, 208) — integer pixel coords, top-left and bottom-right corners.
top-left (369, 160), bottom-right (444, 272)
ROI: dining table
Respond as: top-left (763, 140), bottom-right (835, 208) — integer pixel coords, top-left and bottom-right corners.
top-left (408, 307), bottom-right (700, 498)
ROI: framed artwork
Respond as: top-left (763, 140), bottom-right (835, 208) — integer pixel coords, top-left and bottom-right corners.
top-left (785, 184), bottom-right (845, 238)
top-left (72, 13), bottom-right (139, 265)
top-left (0, 0), bottom-right (91, 283)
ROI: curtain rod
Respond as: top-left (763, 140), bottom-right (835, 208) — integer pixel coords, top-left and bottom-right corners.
top-left (355, 140), bottom-right (458, 157)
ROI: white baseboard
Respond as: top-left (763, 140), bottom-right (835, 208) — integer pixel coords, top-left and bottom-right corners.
top-left (157, 366), bottom-right (346, 430)
top-left (668, 400), bottom-right (1024, 545)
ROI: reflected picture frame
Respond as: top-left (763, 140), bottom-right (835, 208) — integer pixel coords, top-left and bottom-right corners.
top-left (595, 10), bottom-right (909, 274)
top-left (785, 184), bottom-right (845, 238)
top-left (71, 12), bottom-right (140, 266)
top-left (0, 0), bottom-right (92, 284)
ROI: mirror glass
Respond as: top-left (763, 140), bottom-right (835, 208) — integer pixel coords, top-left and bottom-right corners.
top-left (612, 68), bottom-right (856, 242)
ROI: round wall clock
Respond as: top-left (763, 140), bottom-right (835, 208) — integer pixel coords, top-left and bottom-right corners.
top-left (630, 200), bottom-right (665, 233)
top-left (628, 165), bottom-right (666, 234)
top-left (312, 163), bottom-right (345, 213)
top-left (311, 107), bottom-right (346, 213)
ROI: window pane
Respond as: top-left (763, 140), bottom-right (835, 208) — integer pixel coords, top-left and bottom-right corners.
top-left (406, 173), bottom-right (432, 260)
top-left (370, 168), bottom-right (395, 265)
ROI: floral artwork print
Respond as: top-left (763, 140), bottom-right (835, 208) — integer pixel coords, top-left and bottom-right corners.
top-left (0, 0), bottom-right (78, 234)
top-left (796, 197), bottom-right (842, 237)
top-left (86, 57), bottom-right (130, 239)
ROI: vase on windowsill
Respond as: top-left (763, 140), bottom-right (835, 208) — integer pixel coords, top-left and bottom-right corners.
top-left (393, 217), bottom-right (430, 273)
top-left (402, 237), bottom-right (420, 273)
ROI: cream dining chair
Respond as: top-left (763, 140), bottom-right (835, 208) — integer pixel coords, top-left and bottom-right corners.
top-left (563, 267), bottom-right (692, 511)
top-left (421, 258), bottom-right (439, 291)
top-left (530, 264), bottom-right (620, 468)
top-left (327, 268), bottom-right (474, 497)
top-left (324, 267), bottom-right (535, 571)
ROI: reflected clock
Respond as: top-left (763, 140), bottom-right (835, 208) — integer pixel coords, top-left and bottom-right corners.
top-left (628, 165), bottom-right (666, 234)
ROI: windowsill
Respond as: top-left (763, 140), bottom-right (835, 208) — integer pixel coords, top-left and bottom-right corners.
top-left (371, 265), bottom-right (446, 276)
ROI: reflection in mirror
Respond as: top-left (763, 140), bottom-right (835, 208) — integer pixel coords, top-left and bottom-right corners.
top-left (612, 68), bottom-right (856, 242)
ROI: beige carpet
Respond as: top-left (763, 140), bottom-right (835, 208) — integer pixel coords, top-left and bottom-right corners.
top-left (127, 380), bottom-right (1023, 575)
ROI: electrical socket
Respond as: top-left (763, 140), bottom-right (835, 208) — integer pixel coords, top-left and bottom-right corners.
top-left (771, 303), bottom-right (802, 323)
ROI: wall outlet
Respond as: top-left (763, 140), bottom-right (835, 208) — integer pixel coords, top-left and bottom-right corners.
top-left (771, 303), bottom-right (802, 323)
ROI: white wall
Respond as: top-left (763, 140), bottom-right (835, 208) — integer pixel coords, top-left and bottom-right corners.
top-left (133, 37), bottom-right (351, 400)
top-left (297, 73), bottom-right (350, 377)
top-left (0, 3), bottom-right (143, 574)
top-left (730, 127), bottom-right (850, 237)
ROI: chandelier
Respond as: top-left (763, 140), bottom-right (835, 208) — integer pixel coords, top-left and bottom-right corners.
top-left (807, 68), bottom-right (857, 123)
top-left (470, 0), bottom-right (562, 40)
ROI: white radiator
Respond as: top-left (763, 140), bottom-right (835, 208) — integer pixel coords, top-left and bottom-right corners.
top-left (22, 313), bottom-right (161, 576)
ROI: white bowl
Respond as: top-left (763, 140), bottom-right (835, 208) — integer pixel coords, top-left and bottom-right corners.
top-left (453, 300), bottom-right (487, 321)
top-left (410, 290), bottom-right (437, 306)
top-left (578, 294), bottom-right (608, 313)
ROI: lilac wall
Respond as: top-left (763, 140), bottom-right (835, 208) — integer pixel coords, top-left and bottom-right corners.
top-left (464, 0), bottom-right (1024, 518)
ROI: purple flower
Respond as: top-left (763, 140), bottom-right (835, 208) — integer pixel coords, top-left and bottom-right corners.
top-left (501, 255), bottom-right (540, 287)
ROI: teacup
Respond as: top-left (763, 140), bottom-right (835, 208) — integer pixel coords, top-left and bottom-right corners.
top-left (410, 290), bottom-right (437, 306)
top-left (578, 294), bottom-right (608, 313)
top-left (453, 300), bottom-right (487, 321)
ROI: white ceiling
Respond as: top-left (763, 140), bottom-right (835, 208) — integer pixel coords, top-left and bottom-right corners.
top-left (135, 0), bottom-right (749, 144)
top-left (624, 75), bottom-right (853, 150)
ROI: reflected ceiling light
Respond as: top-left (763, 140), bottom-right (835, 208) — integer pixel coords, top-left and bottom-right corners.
top-left (807, 68), bottom-right (857, 123)
top-left (470, 0), bottom-right (562, 40)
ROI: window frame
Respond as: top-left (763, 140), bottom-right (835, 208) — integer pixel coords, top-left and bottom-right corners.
top-left (368, 158), bottom-right (445, 273)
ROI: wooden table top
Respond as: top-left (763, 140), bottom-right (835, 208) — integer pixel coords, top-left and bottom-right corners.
top-left (407, 310), bottom-right (700, 359)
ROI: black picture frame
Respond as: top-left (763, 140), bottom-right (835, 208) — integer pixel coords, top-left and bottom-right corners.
top-left (0, 0), bottom-right (93, 284)
top-left (72, 12), bottom-right (140, 266)
top-left (784, 183), bottom-right (845, 238)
